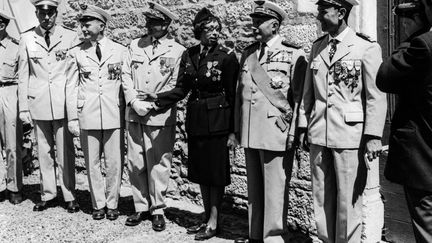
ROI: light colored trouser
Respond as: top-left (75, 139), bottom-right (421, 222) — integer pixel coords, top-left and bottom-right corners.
top-left (127, 122), bottom-right (174, 215)
top-left (34, 119), bottom-right (75, 202)
top-left (80, 129), bottom-right (123, 210)
top-left (310, 144), bottom-right (366, 243)
top-left (244, 148), bottom-right (290, 243)
top-left (0, 85), bottom-right (22, 192)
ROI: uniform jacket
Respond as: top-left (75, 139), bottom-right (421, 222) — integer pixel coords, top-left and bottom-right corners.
top-left (122, 34), bottom-right (185, 126)
top-left (299, 28), bottom-right (387, 149)
top-left (157, 43), bottom-right (239, 136)
top-left (66, 37), bottom-right (127, 130)
top-left (0, 36), bottom-right (19, 84)
top-left (18, 25), bottom-right (78, 120)
top-left (377, 31), bottom-right (432, 191)
top-left (235, 35), bottom-right (307, 151)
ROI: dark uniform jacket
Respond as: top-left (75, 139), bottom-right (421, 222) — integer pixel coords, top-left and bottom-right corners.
top-left (377, 31), bottom-right (432, 192)
top-left (157, 43), bottom-right (239, 136)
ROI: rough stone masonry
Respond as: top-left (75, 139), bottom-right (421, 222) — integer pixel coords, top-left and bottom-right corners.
top-left (54, 0), bottom-right (321, 235)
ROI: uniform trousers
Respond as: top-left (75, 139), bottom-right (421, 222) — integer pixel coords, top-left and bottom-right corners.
top-left (244, 148), bottom-right (291, 243)
top-left (34, 119), bottom-right (75, 201)
top-left (0, 85), bottom-right (22, 192)
top-left (310, 144), bottom-right (367, 243)
top-left (127, 122), bottom-right (175, 215)
top-left (80, 129), bottom-right (123, 210)
top-left (404, 186), bottom-right (432, 243)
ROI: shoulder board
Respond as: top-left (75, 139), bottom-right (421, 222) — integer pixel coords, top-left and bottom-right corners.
top-left (356, 32), bottom-right (375, 42)
top-left (8, 36), bottom-right (19, 45)
top-left (68, 41), bottom-right (84, 51)
top-left (244, 41), bottom-right (260, 50)
top-left (281, 39), bottom-right (300, 49)
top-left (22, 27), bottom-right (35, 34)
top-left (313, 34), bottom-right (327, 43)
top-left (61, 25), bottom-right (76, 32)
top-left (112, 39), bottom-right (127, 47)
top-left (217, 44), bottom-right (234, 54)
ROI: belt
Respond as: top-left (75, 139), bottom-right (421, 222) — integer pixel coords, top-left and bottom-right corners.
top-left (0, 82), bottom-right (17, 88)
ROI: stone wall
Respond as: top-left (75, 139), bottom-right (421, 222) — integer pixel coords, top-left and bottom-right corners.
top-left (57, 0), bottom-right (320, 235)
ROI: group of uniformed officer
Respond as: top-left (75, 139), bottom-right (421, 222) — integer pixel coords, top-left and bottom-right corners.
top-left (0, 0), bottom-right (390, 242)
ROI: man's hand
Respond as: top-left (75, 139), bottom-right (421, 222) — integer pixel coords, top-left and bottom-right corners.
top-left (287, 134), bottom-right (295, 150)
top-left (19, 111), bottom-right (32, 124)
top-left (68, 120), bottom-right (80, 137)
top-left (136, 90), bottom-right (158, 102)
top-left (298, 128), bottom-right (309, 152)
top-left (132, 100), bottom-right (153, 116)
top-left (227, 133), bottom-right (239, 149)
top-left (365, 136), bottom-right (383, 162)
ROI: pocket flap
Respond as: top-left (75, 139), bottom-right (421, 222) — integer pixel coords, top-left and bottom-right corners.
top-left (29, 51), bottom-right (43, 58)
top-left (206, 96), bottom-right (229, 110)
top-left (132, 54), bottom-right (145, 63)
top-left (267, 107), bottom-right (281, 118)
top-left (344, 112), bottom-right (364, 123)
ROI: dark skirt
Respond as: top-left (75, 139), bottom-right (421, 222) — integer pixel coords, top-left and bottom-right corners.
top-left (187, 134), bottom-right (231, 186)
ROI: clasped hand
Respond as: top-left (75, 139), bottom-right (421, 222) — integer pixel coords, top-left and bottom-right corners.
top-left (136, 90), bottom-right (158, 102)
top-left (132, 99), bottom-right (153, 116)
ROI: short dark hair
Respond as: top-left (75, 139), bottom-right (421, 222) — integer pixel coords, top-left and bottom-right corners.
top-left (193, 16), bottom-right (222, 40)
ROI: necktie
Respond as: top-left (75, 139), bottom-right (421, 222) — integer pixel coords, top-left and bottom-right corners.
top-left (96, 42), bottom-right (102, 61)
top-left (152, 39), bottom-right (160, 54)
top-left (45, 30), bottom-right (50, 47)
top-left (258, 43), bottom-right (266, 61)
top-left (329, 39), bottom-right (338, 61)
top-left (199, 46), bottom-right (209, 64)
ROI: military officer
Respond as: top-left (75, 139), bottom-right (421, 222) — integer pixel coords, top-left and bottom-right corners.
top-left (121, 2), bottom-right (185, 231)
top-left (18, 0), bottom-right (79, 212)
top-left (65, 4), bottom-right (126, 221)
top-left (0, 10), bottom-right (23, 205)
top-left (298, 0), bottom-right (387, 242)
top-left (234, 1), bottom-right (307, 242)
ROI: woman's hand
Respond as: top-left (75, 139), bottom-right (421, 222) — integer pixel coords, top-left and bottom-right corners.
top-left (227, 133), bottom-right (239, 149)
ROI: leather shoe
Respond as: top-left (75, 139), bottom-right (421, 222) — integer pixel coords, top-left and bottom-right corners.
top-left (66, 200), bottom-right (80, 213)
top-left (152, 214), bottom-right (166, 231)
top-left (195, 225), bottom-right (218, 241)
top-left (9, 191), bottom-right (23, 205)
top-left (92, 208), bottom-right (105, 220)
top-left (33, 199), bottom-right (56, 211)
top-left (186, 223), bottom-right (206, 234)
top-left (106, 208), bottom-right (119, 221)
top-left (125, 211), bottom-right (149, 226)
top-left (234, 238), bottom-right (263, 243)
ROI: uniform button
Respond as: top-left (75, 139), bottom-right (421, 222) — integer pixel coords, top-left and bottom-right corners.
top-left (146, 81), bottom-right (149, 84)
top-left (329, 70), bottom-right (333, 75)
top-left (252, 89), bottom-right (257, 93)
top-left (251, 100), bottom-right (256, 105)
top-left (327, 103), bottom-right (333, 108)
top-left (328, 92), bottom-right (333, 97)
top-left (329, 81), bottom-right (333, 85)
top-left (148, 71), bottom-right (151, 74)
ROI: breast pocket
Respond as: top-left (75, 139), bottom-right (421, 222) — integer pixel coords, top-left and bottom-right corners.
top-left (80, 66), bottom-right (97, 80)
top-left (131, 54), bottom-right (145, 70)
top-left (0, 58), bottom-right (17, 79)
top-left (28, 51), bottom-right (44, 63)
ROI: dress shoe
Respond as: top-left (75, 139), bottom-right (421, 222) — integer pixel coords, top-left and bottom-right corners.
top-left (92, 208), bottom-right (105, 220)
top-left (33, 199), bottom-right (56, 211)
top-left (0, 190), bottom-right (6, 202)
top-left (195, 225), bottom-right (218, 241)
top-left (186, 223), bottom-right (206, 234)
top-left (152, 214), bottom-right (166, 231)
top-left (125, 211), bottom-right (149, 226)
top-left (234, 238), bottom-right (263, 243)
top-left (66, 200), bottom-right (80, 213)
top-left (106, 208), bottom-right (119, 221)
top-left (9, 191), bottom-right (23, 205)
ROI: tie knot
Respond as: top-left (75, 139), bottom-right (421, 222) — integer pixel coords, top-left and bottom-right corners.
top-left (329, 39), bottom-right (338, 45)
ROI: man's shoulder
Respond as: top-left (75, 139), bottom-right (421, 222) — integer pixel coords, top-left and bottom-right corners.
top-left (165, 37), bottom-right (185, 51)
top-left (313, 34), bottom-right (328, 45)
top-left (215, 44), bottom-right (235, 55)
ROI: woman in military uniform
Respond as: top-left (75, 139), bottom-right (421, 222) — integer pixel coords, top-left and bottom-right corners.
top-left (150, 8), bottom-right (239, 240)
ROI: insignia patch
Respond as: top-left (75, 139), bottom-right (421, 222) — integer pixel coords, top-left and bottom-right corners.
top-left (159, 57), bottom-right (175, 76)
top-left (55, 49), bottom-right (67, 61)
top-left (108, 62), bottom-right (122, 80)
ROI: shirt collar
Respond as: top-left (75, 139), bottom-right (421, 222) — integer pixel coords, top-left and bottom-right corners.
top-left (329, 26), bottom-right (350, 43)
top-left (151, 34), bottom-right (167, 46)
top-left (91, 36), bottom-right (107, 47)
top-left (265, 34), bottom-right (280, 49)
top-left (40, 25), bottom-right (56, 36)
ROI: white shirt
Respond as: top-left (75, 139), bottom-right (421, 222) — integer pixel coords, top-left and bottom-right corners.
top-left (328, 26), bottom-right (350, 51)
top-left (258, 34), bottom-right (280, 59)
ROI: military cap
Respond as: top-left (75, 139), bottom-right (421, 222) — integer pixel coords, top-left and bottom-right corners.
top-left (0, 9), bottom-right (14, 21)
top-left (31, 0), bottom-right (60, 8)
top-left (193, 8), bottom-right (216, 25)
top-left (79, 4), bottom-right (111, 24)
top-left (316, 0), bottom-right (359, 9)
top-left (250, 0), bottom-right (288, 23)
top-left (144, 1), bottom-right (178, 22)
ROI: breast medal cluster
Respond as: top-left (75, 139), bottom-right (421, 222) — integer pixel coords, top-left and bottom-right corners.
top-left (333, 60), bottom-right (361, 92)
top-left (205, 61), bottom-right (221, 82)
top-left (107, 62), bottom-right (122, 80)
top-left (55, 49), bottom-right (67, 61)
top-left (268, 50), bottom-right (292, 89)
top-left (159, 57), bottom-right (175, 76)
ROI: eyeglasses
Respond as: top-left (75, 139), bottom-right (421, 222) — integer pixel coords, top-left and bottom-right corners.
top-left (203, 26), bottom-right (221, 32)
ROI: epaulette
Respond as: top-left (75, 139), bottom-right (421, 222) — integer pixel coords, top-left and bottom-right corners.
top-left (112, 39), bottom-right (127, 47)
top-left (68, 41), bottom-right (84, 51)
top-left (218, 44), bottom-right (234, 54)
top-left (281, 39), bottom-right (301, 49)
top-left (22, 27), bottom-right (35, 34)
top-left (8, 36), bottom-right (19, 45)
top-left (313, 34), bottom-right (327, 43)
top-left (61, 25), bottom-right (76, 32)
top-left (356, 32), bottom-right (375, 42)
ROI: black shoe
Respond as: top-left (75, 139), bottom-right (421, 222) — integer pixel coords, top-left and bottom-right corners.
top-left (9, 191), bottom-right (23, 205)
top-left (125, 212), bottom-right (148, 226)
top-left (66, 200), bottom-right (80, 213)
top-left (106, 208), bottom-right (119, 221)
top-left (0, 191), bottom-right (6, 202)
top-left (92, 208), bottom-right (105, 220)
top-left (186, 223), bottom-right (206, 234)
top-left (234, 238), bottom-right (263, 243)
top-left (152, 214), bottom-right (166, 231)
top-left (33, 199), bottom-right (56, 211)
top-left (195, 225), bottom-right (218, 241)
